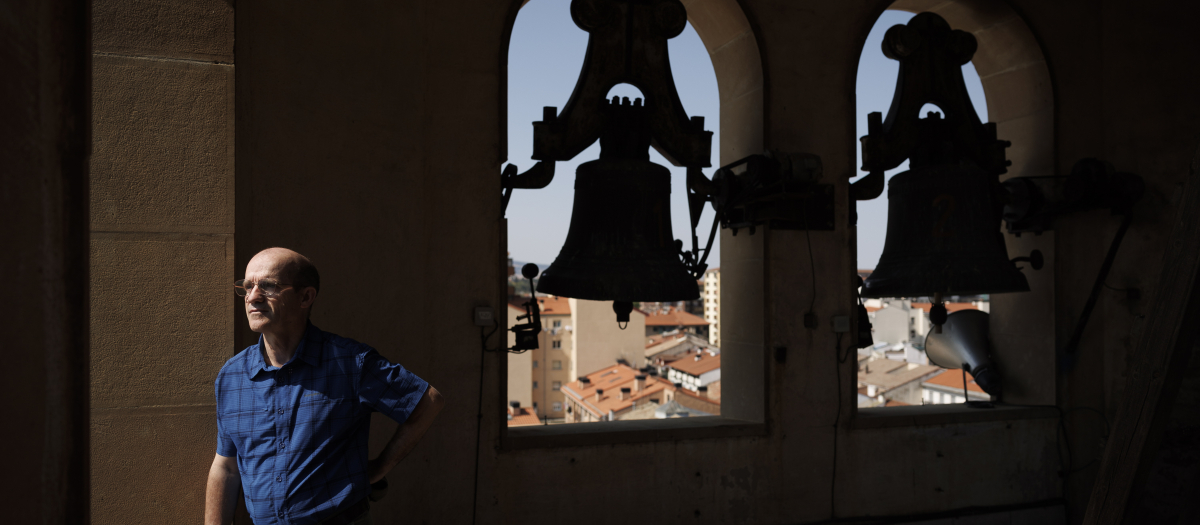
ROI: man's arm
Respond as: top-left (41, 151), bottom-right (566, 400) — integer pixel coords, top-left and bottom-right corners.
top-left (205, 453), bottom-right (241, 525)
top-left (368, 385), bottom-right (445, 483)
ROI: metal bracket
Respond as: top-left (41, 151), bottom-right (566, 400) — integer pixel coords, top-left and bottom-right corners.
top-left (711, 152), bottom-right (833, 233)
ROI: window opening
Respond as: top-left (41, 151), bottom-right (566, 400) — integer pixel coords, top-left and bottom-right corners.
top-left (504, 0), bottom-right (723, 427)
top-left (855, 10), bottom-right (993, 409)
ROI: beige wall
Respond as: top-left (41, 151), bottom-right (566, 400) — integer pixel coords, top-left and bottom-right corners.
top-left (88, 0), bottom-right (234, 522)
top-left (51, 0), bottom-right (1200, 523)
top-left (524, 312), bottom-right (571, 418)
top-left (570, 299), bottom-right (648, 379)
top-left (704, 269), bottom-right (721, 346)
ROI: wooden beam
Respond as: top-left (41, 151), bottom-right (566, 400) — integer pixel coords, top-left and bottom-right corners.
top-left (1083, 144), bottom-right (1200, 524)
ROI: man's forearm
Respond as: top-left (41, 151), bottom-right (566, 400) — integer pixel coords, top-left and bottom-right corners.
top-left (205, 455), bottom-right (241, 525)
top-left (371, 386), bottom-right (445, 481)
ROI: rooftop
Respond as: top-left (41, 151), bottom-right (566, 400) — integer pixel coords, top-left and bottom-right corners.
top-left (536, 296), bottom-right (571, 315)
top-left (644, 306), bottom-right (709, 327)
top-left (923, 369), bottom-right (986, 393)
top-left (561, 364), bottom-right (675, 419)
top-left (857, 358), bottom-right (942, 391)
top-left (667, 348), bottom-right (721, 376)
top-left (507, 407), bottom-right (541, 427)
top-left (646, 332), bottom-right (688, 349)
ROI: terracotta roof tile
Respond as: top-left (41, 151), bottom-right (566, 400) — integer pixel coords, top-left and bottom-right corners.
top-left (674, 386), bottom-right (720, 405)
top-left (561, 364), bottom-right (674, 418)
top-left (923, 369), bottom-right (986, 393)
top-left (644, 306), bottom-right (708, 326)
top-left (506, 407), bottom-right (541, 427)
top-left (536, 296), bottom-right (572, 315)
top-left (666, 350), bottom-right (720, 376)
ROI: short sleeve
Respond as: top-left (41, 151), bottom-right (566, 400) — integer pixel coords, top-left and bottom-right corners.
top-left (358, 349), bottom-right (430, 426)
top-left (215, 385), bottom-right (237, 457)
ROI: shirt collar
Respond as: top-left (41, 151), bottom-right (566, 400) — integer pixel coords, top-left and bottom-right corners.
top-left (246, 322), bottom-right (323, 378)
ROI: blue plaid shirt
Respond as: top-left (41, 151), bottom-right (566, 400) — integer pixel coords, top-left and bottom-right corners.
top-left (215, 323), bottom-right (428, 524)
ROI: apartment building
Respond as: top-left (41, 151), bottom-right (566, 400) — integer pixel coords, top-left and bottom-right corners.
top-left (703, 268), bottom-right (720, 346)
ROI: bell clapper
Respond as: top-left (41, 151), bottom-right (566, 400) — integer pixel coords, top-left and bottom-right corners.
top-left (931, 292), bottom-right (947, 334)
top-left (613, 301), bottom-right (633, 329)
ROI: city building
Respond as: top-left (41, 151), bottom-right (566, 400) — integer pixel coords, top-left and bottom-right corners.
top-left (663, 347), bottom-right (721, 394)
top-left (703, 268), bottom-right (720, 346)
top-left (922, 370), bottom-right (992, 405)
top-left (671, 385), bottom-right (721, 416)
top-left (506, 401), bottom-right (541, 427)
top-left (568, 298), bottom-right (647, 381)
top-left (645, 332), bottom-right (717, 367)
top-left (561, 362), bottom-right (721, 422)
top-left (507, 294), bottom-right (648, 422)
top-left (561, 363), bottom-right (676, 423)
top-left (856, 355), bottom-right (942, 406)
top-left (644, 306), bottom-right (709, 339)
top-left (507, 295), bottom-right (573, 421)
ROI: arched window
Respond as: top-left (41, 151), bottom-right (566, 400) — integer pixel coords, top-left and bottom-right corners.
top-left (500, 0), bottom-right (768, 432)
top-left (855, 2), bottom-right (1056, 409)
top-left (504, 0), bottom-right (721, 423)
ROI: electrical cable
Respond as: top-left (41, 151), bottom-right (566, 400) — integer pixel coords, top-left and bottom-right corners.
top-left (829, 331), bottom-right (845, 519)
top-left (804, 217), bottom-right (818, 315)
top-left (470, 325), bottom-right (488, 525)
top-left (1062, 211), bottom-right (1134, 367)
top-left (471, 318), bottom-right (531, 525)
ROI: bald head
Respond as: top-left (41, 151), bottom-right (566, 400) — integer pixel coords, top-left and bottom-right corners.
top-left (249, 248), bottom-right (320, 295)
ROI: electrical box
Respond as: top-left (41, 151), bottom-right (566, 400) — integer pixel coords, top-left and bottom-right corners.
top-left (832, 315), bottom-right (850, 333)
top-left (474, 307), bottom-right (495, 327)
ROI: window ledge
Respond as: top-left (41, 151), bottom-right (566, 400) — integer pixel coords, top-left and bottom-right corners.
top-left (503, 416), bottom-right (765, 450)
top-left (852, 403), bottom-right (1058, 430)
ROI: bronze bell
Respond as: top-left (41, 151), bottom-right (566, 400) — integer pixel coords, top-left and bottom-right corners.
top-left (857, 12), bottom-right (1030, 299)
top-left (862, 164), bottom-right (1029, 298)
top-left (536, 97), bottom-right (699, 302)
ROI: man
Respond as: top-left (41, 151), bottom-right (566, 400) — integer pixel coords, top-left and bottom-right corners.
top-left (206, 248), bottom-right (444, 525)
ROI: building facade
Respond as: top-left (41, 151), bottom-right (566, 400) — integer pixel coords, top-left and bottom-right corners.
top-left (507, 296), bottom-right (574, 420)
top-left (703, 268), bottom-right (720, 346)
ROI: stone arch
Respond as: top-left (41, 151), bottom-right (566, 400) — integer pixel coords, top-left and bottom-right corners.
top-left (680, 0), bottom-right (765, 163)
top-left (888, 0), bottom-right (1053, 179)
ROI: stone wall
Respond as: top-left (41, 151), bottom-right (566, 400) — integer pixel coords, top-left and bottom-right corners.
top-left (88, 1), bottom-right (234, 522)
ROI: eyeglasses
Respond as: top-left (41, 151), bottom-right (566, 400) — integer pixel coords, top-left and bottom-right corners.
top-left (234, 278), bottom-right (293, 297)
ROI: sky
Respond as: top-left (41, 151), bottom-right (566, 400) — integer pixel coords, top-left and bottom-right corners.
top-left (505, 6), bottom-right (987, 271)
